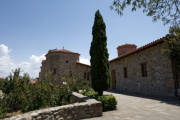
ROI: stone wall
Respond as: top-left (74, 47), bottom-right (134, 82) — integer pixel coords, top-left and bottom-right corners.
top-left (39, 51), bottom-right (79, 81)
top-left (39, 49), bottom-right (90, 84)
top-left (6, 92), bottom-right (102, 120)
top-left (76, 63), bottom-right (91, 81)
top-left (110, 42), bottom-right (175, 96)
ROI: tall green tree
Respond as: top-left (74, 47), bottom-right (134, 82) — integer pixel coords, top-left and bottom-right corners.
top-left (90, 10), bottom-right (110, 96)
top-left (165, 25), bottom-right (180, 96)
top-left (111, 0), bottom-right (180, 25)
top-left (167, 26), bottom-right (180, 69)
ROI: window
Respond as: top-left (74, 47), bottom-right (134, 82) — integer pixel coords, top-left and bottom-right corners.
top-left (141, 63), bottom-right (147, 77)
top-left (84, 72), bottom-right (87, 80)
top-left (87, 72), bottom-right (90, 80)
top-left (53, 68), bottom-right (56, 75)
top-left (124, 67), bottom-right (128, 78)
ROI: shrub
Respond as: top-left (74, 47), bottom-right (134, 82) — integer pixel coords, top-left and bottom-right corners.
top-left (0, 78), bottom-right (6, 90)
top-left (70, 80), bottom-right (91, 92)
top-left (61, 71), bottom-right (91, 93)
top-left (80, 89), bottom-right (117, 111)
top-left (0, 98), bottom-right (6, 118)
top-left (84, 90), bottom-right (98, 99)
top-left (0, 68), bottom-right (73, 116)
top-left (97, 95), bottom-right (117, 111)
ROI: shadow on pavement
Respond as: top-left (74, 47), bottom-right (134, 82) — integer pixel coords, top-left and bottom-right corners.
top-left (106, 90), bottom-right (180, 107)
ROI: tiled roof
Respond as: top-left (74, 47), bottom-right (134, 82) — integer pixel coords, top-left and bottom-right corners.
top-left (76, 62), bottom-right (90, 67)
top-left (117, 44), bottom-right (137, 49)
top-left (110, 35), bottom-right (167, 63)
top-left (46, 48), bottom-right (80, 56)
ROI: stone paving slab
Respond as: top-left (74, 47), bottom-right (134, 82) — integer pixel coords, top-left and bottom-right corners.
top-left (84, 91), bottom-right (180, 120)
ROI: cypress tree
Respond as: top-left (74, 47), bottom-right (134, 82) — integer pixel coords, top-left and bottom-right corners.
top-left (90, 10), bottom-right (110, 96)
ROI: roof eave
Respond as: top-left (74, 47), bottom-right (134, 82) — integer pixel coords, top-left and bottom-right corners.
top-left (110, 36), bottom-right (166, 63)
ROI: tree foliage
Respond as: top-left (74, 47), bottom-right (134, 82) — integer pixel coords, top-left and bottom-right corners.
top-left (90, 10), bottom-right (110, 96)
top-left (111, 0), bottom-right (180, 25)
top-left (0, 78), bottom-right (6, 91)
top-left (0, 69), bottom-right (72, 118)
top-left (166, 26), bottom-right (180, 69)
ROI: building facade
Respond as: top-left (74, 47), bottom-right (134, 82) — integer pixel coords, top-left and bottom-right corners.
top-left (39, 36), bottom-right (180, 97)
top-left (39, 49), bottom-right (90, 84)
top-left (110, 36), bottom-right (179, 96)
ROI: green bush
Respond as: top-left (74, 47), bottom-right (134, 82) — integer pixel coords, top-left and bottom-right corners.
top-left (0, 78), bottom-right (6, 90)
top-left (70, 79), bottom-right (91, 92)
top-left (0, 99), bottom-right (6, 118)
top-left (0, 68), bottom-right (72, 116)
top-left (84, 90), bottom-right (98, 99)
top-left (81, 89), bottom-right (117, 111)
top-left (61, 72), bottom-right (91, 93)
top-left (97, 95), bottom-right (117, 111)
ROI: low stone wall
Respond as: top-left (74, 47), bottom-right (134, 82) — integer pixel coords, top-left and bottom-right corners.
top-left (6, 92), bottom-right (102, 120)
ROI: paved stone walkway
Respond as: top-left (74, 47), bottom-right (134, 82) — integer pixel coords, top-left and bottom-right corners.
top-left (84, 91), bottom-right (180, 120)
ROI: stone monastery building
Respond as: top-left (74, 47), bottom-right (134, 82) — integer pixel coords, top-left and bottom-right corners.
top-left (39, 49), bottom-right (90, 83)
top-left (39, 36), bottom-right (180, 97)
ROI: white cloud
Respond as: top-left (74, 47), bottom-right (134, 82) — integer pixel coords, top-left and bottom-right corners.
top-left (0, 44), bottom-right (9, 56)
top-left (0, 44), bottom-right (45, 78)
top-left (30, 54), bottom-right (45, 63)
top-left (79, 57), bottom-right (90, 65)
top-left (0, 44), bottom-right (16, 77)
top-left (17, 54), bottom-right (45, 78)
top-left (0, 56), bottom-right (16, 77)
top-left (18, 54), bottom-right (45, 78)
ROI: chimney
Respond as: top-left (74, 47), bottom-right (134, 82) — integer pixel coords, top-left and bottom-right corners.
top-left (117, 44), bottom-right (137, 57)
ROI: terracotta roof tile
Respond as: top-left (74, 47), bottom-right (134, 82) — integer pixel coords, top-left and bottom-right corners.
top-left (46, 48), bottom-right (80, 56)
top-left (117, 44), bottom-right (137, 49)
top-left (110, 35), bottom-right (168, 63)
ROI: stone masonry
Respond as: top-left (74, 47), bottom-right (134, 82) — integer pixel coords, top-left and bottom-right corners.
top-left (109, 36), bottom-right (178, 96)
top-left (39, 49), bottom-right (90, 84)
top-left (39, 36), bottom-right (180, 97)
top-left (5, 92), bottom-right (102, 120)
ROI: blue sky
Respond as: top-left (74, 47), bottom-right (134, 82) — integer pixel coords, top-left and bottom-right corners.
top-left (0, 0), bottom-right (170, 78)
